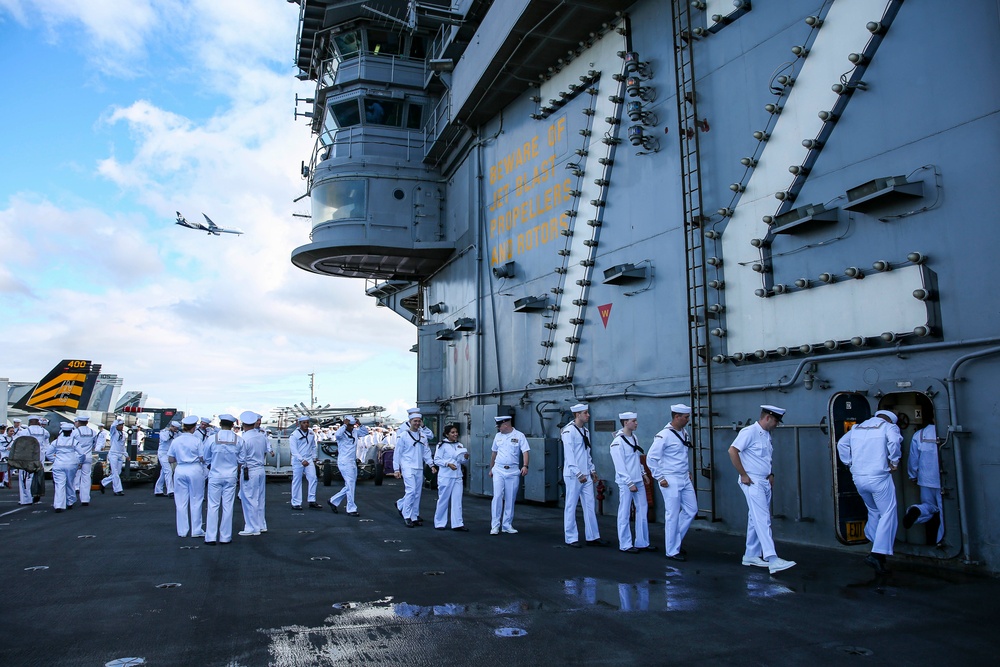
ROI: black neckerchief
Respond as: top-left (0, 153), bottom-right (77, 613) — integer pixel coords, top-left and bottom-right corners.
top-left (405, 430), bottom-right (422, 446)
top-left (572, 424), bottom-right (591, 449)
top-left (622, 433), bottom-right (643, 454)
top-left (669, 427), bottom-right (693, 449)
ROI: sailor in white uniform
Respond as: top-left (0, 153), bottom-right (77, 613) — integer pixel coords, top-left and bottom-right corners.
top-left (609, 411), bottom-right (652, 553)
top-left (155, 420), bottom-right (181, 497)
top-left (289, 415), bottom-right (322, 510)
top-left (838, 409), bottom-right (903, 574)
top-left (393, 413), bottom-right (437, 527)
top-left (45, 422), bottom-right (86, 512)
top-left (203, 414), bottom-right (248, 545)
top-left (393, 408), bottom-right (435, 516)
top-left (328, 416), bottom-right (369, 515)
top-left (101, 418), bottom-right (127, 495)
top-left (23, 416), bottom-right (49, 504)
top-left (71, 413), bottom-right (102, 506)
top-left (647, 404), bottom-right (698, 560)
top-left (0, 425), bottom-right (11, 488)
top-left (238, 411), bottom-right (272, 536)
top-left (729, 405), bottom-right (796, 574)
top-left (488, 415), bottom-right (530, 535)
top-left (434, 423), bottom-right (470, 531)
top-left (168, 415), bottom-right (206, 538)
top-left (904, 420), bottom-right (944, 543)
top-left (561, 404), bottom-right (608, 547)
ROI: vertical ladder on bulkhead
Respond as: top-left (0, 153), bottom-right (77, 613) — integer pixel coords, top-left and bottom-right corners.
top-left (670, 0), bottom-right (717, 521)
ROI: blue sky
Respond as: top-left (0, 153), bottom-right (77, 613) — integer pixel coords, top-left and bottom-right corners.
top-left (0, 0), bottom-right (416, 421)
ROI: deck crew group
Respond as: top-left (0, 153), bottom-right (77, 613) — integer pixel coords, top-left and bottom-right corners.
top-left (2, 400), bottom-right (919, 573)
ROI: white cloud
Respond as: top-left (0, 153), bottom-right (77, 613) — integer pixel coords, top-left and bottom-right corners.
top-left (0, 1), bottom-right (419, 419)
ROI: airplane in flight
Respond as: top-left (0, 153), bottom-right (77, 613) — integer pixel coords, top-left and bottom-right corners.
top-left (175, 211), bottom-right (243, 236)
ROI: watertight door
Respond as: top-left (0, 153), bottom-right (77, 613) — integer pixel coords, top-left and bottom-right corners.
top-left (829, 392), bottom-right (872, 545)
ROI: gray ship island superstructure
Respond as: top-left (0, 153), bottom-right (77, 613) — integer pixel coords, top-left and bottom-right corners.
top-left (288, 0), bottom-right (1000, 574)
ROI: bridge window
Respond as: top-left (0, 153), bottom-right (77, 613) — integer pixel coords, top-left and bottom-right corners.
top-left (333, 31), bottom-right (360, 59)
top-left (364, 98), bottom-right (403, 126)
top-left (367, 29), bottom-right (403, 56)
top-left (406, 104), bottom-right (424, 130)
top-left (312, 179), bottom-right (367, 224)
top-left (330, 100), bottom-right (361, 128)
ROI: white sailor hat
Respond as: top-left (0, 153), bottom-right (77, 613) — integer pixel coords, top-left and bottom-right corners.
top-left (494, 415), bottom-right (512, 423)
top-left (761, 404), bottom-right (786, 420)
top-left (75, 412), bottom-right (90, 421)
top-left (169, 420), bottom-right (181, 428)
top-left (39, 418), bottom-right (49, 424)
top-left (618, 411), bottom-right (638, 420)
top-left (218, 413), bottom-right (236, 422)
top-left (570, 403), bottom-right (589, 413)
top-left (406, 407), bottom-right (421, 415)
top-left (343, 415), bottom-right (356, 425)
top-left (671, 404), bottom-right (692, 414)
top-left (199, 416), bottom-right (213, 424)
top-left (239, 411), bottom-right (260, 424)
top-left (875, 409), bottom-right (898, 424)
top-left (60, 422), bottom-right (74, 430)
top-left (28, 415), bottom-right (40, 422)
top-left (12, 417), bottom-right (22, 423)
top-left (182, 415), bottom-right (199, 426)
top-left (408, 413), bottom-right (423, 421)
top-left (296, 415), bottom-right (311, 423)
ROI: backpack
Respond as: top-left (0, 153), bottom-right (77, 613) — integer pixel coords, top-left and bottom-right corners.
top-left (8, 436), bottom-right (43, 473)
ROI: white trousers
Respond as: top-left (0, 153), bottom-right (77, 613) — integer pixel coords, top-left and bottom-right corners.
top-left (564, 475), bottom-right (600, 543)
top-left (75, 460), bottom-right (93, 503)
top-left (854, 473), bottom-right (897, 555)
top-left (155, 461), bottom-right (174, 495)
top-left (491, 466), bottom-right (521, 530)
top-left (908, 485), bottom-right (944, 542)
top-left (739, 474), bottom-right (776, 560)
top-left (205, 476), bottom-right (237, 543)
top-left (435, 475), bottom-right (465, 528)
top-left (18, 471), bottom-right (34, 504)
top-left (659, 475), bottom-right (698, 556)
top-left (398, 468), bottom-right (424, 520)
top-left (240, 467), bottom-right (267, 533)
top-left (173, 463), bottom-right (205, 537)
top-left (331, 460), bottom-right (358, 512)
top-left (616, 482), bottom-right (650, 550)
top-left (102, 453), bottom-right (125, 493)
top-left (52, 465), bottom-right (78, 510)
top-left (291, 460), bottom-right (317, 506)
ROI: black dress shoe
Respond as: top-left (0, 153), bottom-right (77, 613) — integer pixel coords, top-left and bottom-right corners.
top-left (398, 507), bottom-right (404, 518)
top-left (82, 502), bottom-right (89, 506)
top-left (291, 505), bottom-right (303, 511)
top-left (586, 538), bottom-right (610, 547)
top-left (66, 504), bottom-right (74, 510)
top-left (404, 518), bottom-right (414, 527)
top-left (666, 552), bottom-right (688, 562)
top-left (154, 493), bottom-right (165, 497)
top-left (54, 508), bottom-right (63, 513)
top-left (902, 506), bottom-right (920, 530)
top-left (329, 503), bottom-right (339, 513)
top-left (114, 492), bottom-right (125, 496)
top-left (413, 519), bottom-right (423, 527)
top-left (205, 541), bottom-right (218, 545)
top-left (865, 554), bottom-right (889, 574)
top-left (308, 502), bottom-right (323, 509)
top-left (435, 527), bottom-right (447, 530)
top-left (220, 541), bottom-right (231, 545)
top-left (100, 486), bottom-right (105, 495)
top-left (641, 545), bottom-right (658, 552)
top-left (567, 541), bottom-right (582, 548)
top-left (346, 511), bottom-right (359, 517)
top-left (452, 526), bottom-right (470, 532)
top-left (168, 493), bottom-right (174, 498)
top-left (624, 547), bottom-right (641, 554)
